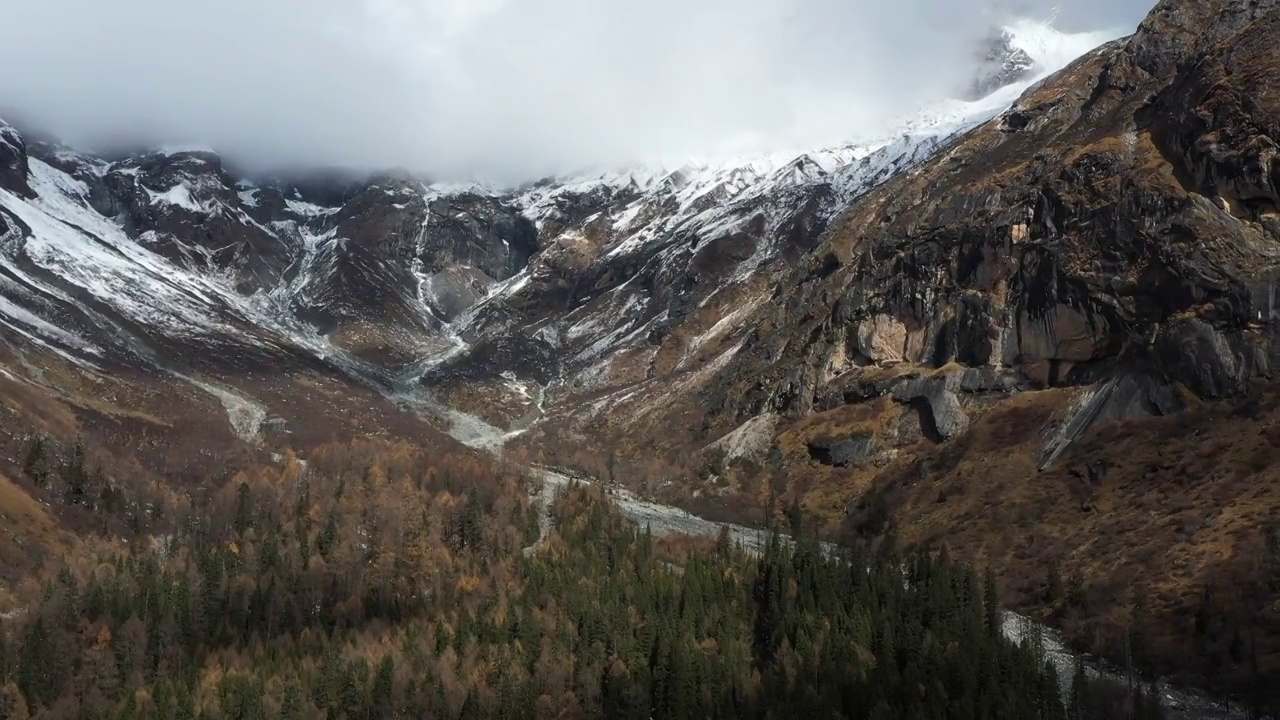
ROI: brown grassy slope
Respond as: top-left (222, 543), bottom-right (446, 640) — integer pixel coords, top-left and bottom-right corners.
top-left (0, 469), bottom-right (71, 584)
top-left (860, 382), bottom-right (1280, 689)
top-left (0, 340), bottom-right (474, 582)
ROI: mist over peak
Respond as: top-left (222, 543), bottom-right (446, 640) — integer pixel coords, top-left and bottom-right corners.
top-left (0, 0), bottom-right (1153, 184)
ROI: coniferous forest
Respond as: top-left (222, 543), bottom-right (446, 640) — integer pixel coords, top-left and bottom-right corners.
top-left (0, 440), bottom-right (1166, 719)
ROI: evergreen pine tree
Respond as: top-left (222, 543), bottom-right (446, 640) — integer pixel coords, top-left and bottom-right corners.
top-left (459, 691), bottom-right (483, 720)
top-left (279, 680), bottom-right (303, 720)
top-left (20, 436), bottom-right (46, 487)
top-left (983, 567), bottom-right (1001, 638)
top-left (370, 655), bottom-right (395, 720)
top-left (787, 498), bottom-right (803, 539)
top-left (1066, 660), bottom-right (1087, 720)
top-left (234, 482), bottom-right (254, 537)
top-left (1046, 559), bottom-right (1063, 605)
top-left (317, 513), bottom-right (338, 559)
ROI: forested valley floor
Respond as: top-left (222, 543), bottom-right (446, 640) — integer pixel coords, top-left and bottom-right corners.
top-left (0, 438), bottom-right (1182, 719)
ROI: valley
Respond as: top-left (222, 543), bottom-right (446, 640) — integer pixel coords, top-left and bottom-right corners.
top-left (1, 0), bottom-right (1279, 715)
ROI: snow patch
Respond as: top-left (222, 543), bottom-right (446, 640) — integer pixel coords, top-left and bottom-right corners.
top-left (285, 198), bottom-right (340, 217)
top-left (147, 183), bottom-right (203, 212)
top-left (500, 370), bottom-right (534, 400)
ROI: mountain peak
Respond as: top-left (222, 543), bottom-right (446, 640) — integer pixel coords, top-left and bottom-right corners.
top-left (965, 26), bottom-right (1037, 99)
top-left (958, 19), bottom-right (1123, 102)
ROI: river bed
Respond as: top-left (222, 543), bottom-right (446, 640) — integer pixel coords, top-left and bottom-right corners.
top-left (529, 466), bottom-right (1249, 719)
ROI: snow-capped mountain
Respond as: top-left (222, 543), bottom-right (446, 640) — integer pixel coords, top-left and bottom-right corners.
top-left (4, 0), bottom-right (1278, 700)
top-left (0, 20), bottom-right (1118, 447)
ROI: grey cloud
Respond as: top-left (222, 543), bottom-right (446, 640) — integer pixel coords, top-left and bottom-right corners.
top-left (0, 0), bottom-right (1155, 182)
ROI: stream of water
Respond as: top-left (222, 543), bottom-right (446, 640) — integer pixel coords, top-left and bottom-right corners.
top-left (526, 466), bottom-right (1249, 719)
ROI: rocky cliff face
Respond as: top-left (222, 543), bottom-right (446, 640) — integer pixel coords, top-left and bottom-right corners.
top-left (689, 0), bottom-right (1280, 447)
top-left (2, 4), bottom-right (1273, 477)
top-left (0, 120), bottom-right (32, 199)
top-left (9, 4), bottom-right (1267, 456)
top-left (1, 14), bottom-right (1086, 394)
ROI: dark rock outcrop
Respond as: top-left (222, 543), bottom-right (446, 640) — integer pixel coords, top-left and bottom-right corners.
top-left (1037, 373), bottom-right (1183, 469)
top-left (0, 121), bottom-right (32, 198)
top-left (285, 168), bottom-right (366, 208)
top-left (808, 433), bottom-right (878, 467)
top-left (424, 332), bottom-right (557, 387)
top-left (422, 266), bottom-right (494, 321)
top-left (297, 175), bottom-right (431, 330)
top-left (118, 151), bottom-right (296, 293)
top-left (26, 146), bottom-right (306, 295)
top-left (424, 194), bottom-right (538, 281)
top-left (288, 180), bottom-right (537, 336)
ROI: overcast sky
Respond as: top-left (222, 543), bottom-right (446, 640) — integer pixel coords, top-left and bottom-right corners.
top-left (0, 0), bottom-right (1154, 182)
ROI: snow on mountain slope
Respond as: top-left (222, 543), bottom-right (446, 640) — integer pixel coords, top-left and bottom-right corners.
top-left (430, 21), bottom-right (1119, 418)
top-left (1002, 18), bottom-right (1120, 77)
top-left (0, 18), bottom-right (1116, 446)
top-left (496, 20), bottom-right (1113, 281)
top-left (2, 164), bottom-right (241, 373)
